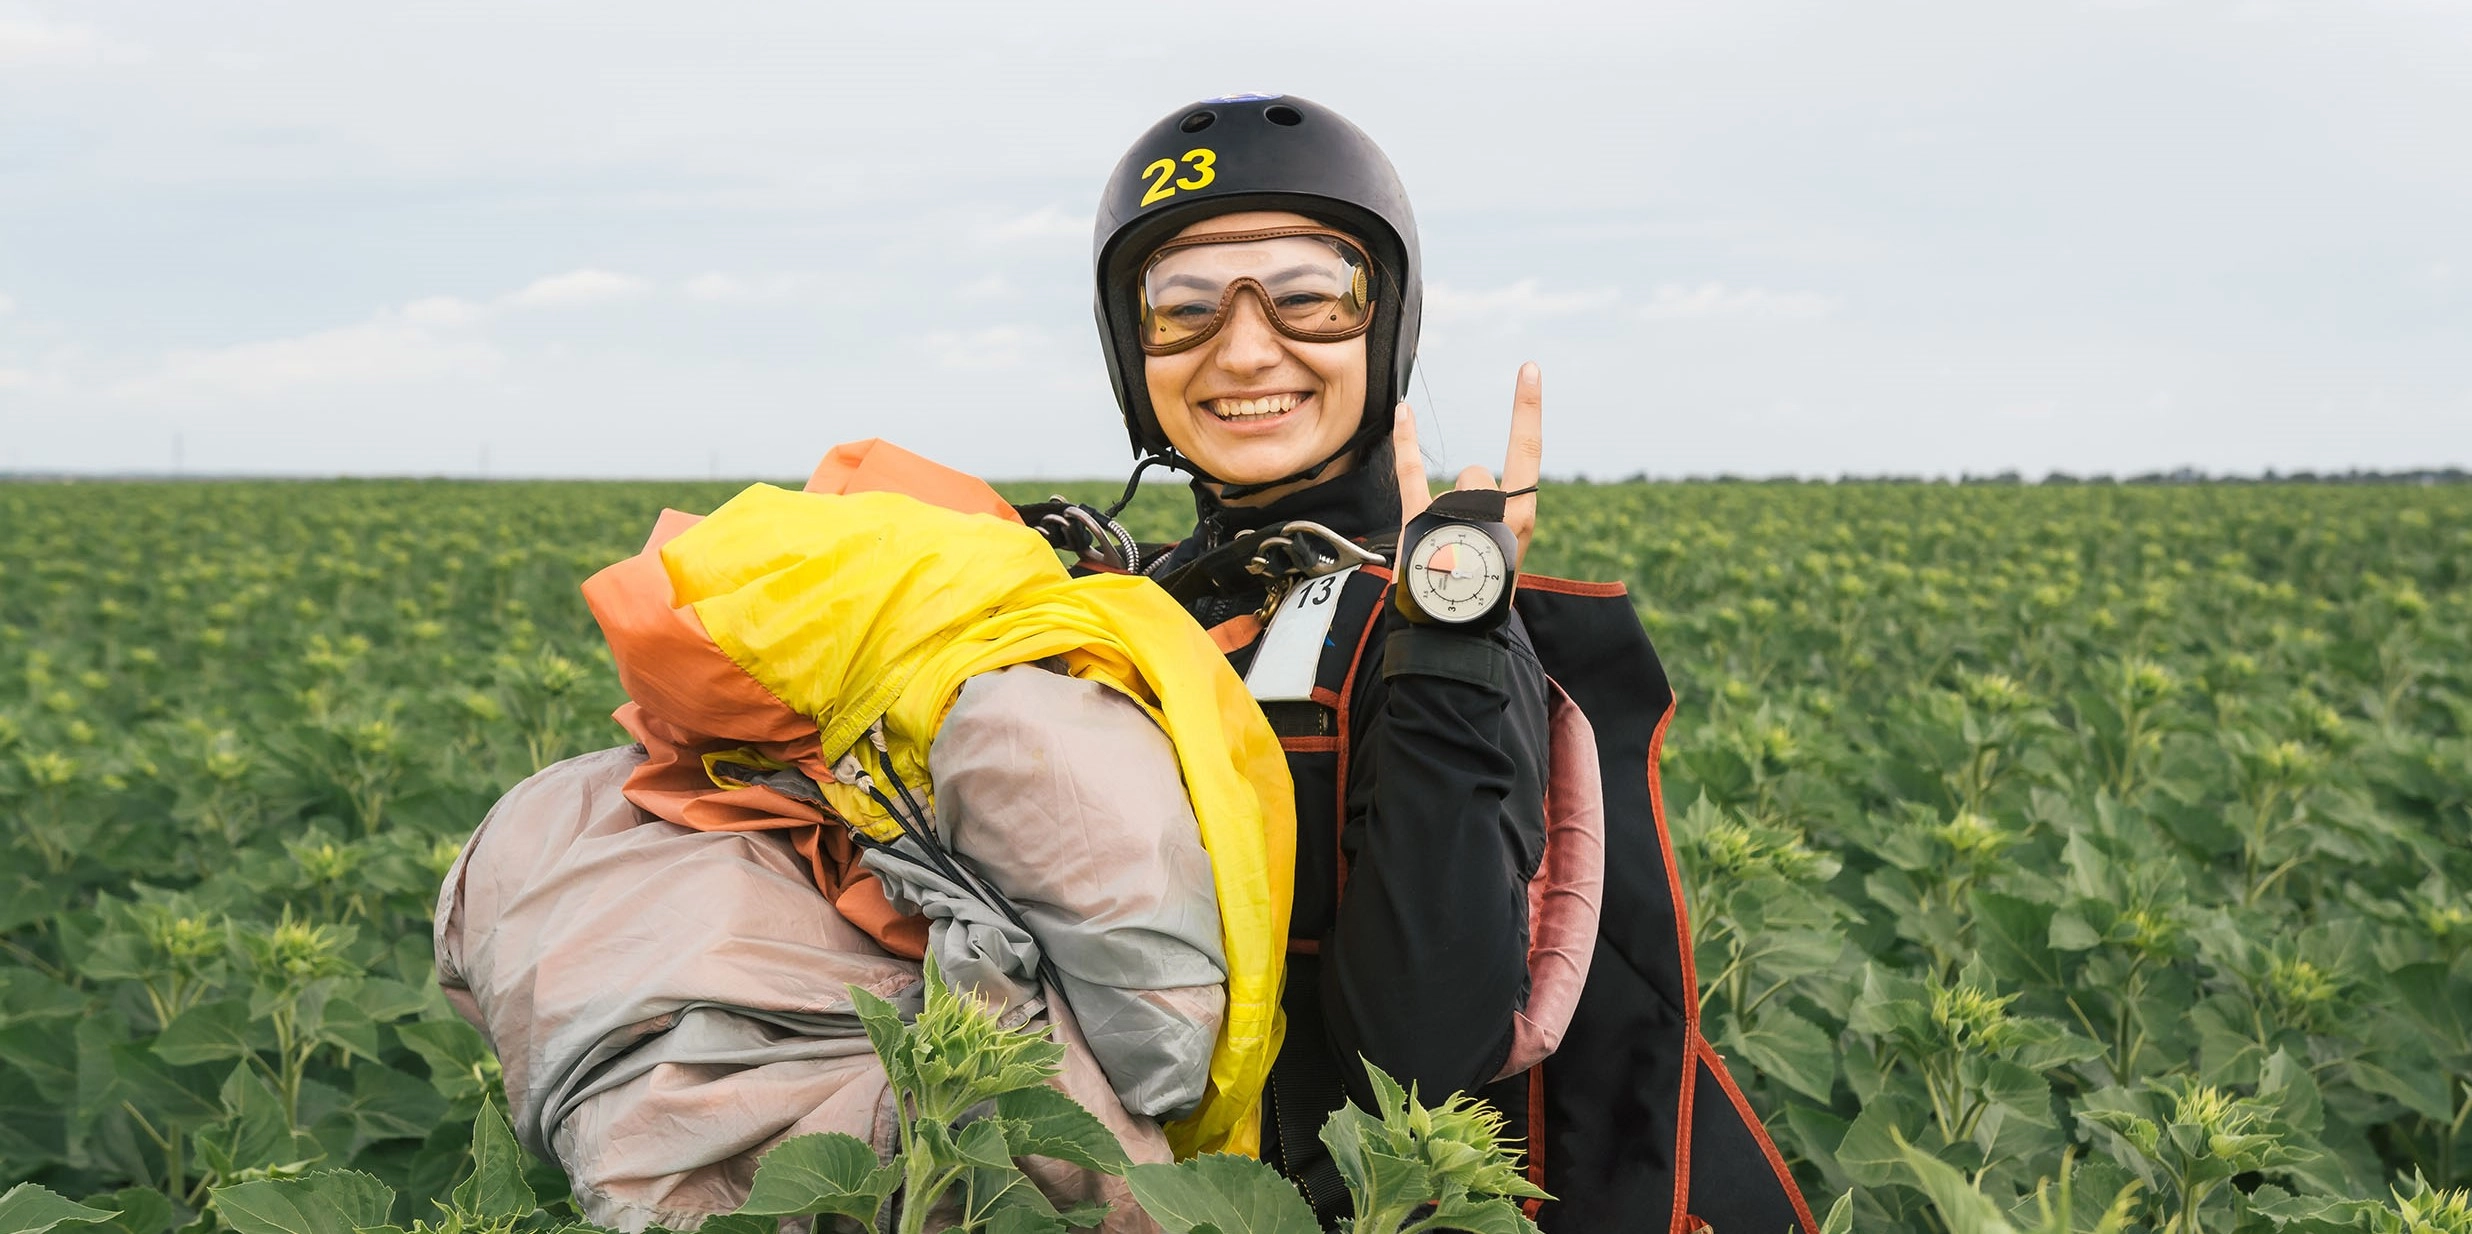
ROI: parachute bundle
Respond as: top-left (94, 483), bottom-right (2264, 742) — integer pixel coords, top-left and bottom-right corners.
top-left (577, 439), bottom-right (1296, 1158)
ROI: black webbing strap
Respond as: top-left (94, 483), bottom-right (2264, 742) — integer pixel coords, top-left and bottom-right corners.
top-left (1418, 484), bottom-right (1533, 524)
top-left (1380, 627), bottom-right (1507, 689)
top-left (1268, 968), bottom-right (1353, 1224)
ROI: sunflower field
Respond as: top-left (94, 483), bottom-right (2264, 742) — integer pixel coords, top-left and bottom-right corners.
top-left (1, 476), bottom-right (2467, 1234)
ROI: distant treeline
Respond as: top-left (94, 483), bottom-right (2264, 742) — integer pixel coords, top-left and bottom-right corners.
top-left (1574, 467), bottom-right (2472, 486)
top-left (6, 467), bottom-right (2468, 487)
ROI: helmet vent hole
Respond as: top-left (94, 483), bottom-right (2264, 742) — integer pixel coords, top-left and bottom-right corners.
top-left (1264, 105), bottom-right (1303, 127)
top-left (1179, 110), bottom-right (1216, 133)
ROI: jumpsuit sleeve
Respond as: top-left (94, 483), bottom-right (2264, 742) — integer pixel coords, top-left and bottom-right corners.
top-left (1318, 608), bottom-right (1552, 1101)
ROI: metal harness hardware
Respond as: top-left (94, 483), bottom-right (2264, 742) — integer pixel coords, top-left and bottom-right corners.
top-left (1244, 520), bottom-right (1388, 620)
top-left (1154, 517), bottom-right (1395, 624)
top-left (1021, 498), bottom-right (1144, 574)
top-left (1247, 520), bottom-right (1386, 579)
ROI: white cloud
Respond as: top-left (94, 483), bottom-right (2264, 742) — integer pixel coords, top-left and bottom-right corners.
top-left (1636, 282), bottom-right (1837, 321)
top-left (398, 295), bottom-right (491, 328)
top-left (953, 275), bottom-right (1017, 302)
top-left (504, 268), bottom-right (652, 309)
top-left (0, 14), bottom-right (143, 66)
top-left (682, 271), bottom-right (816, 304)
top-left (980, 205), bottom-right (1090, 243)
top-left (83, 266), bottom-right (663, 403)
top-left (0, 367), bottom-right (33, 390)
top-left (109, 322), bottom-right (501, 401)
top-left (0, 292), bottom-right (16, 314)
top-left (1425, 279), bottom-right (1622, 327)
top-left (917, 325), bottom-right (1044, 369)
top-left (397, 267), bottom-right (660, 324)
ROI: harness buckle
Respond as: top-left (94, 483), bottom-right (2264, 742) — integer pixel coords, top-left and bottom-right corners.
top-left (1030, 498), bottom-right (1143, 574)
top-left (1242, 520), bottom-right (1385, 583)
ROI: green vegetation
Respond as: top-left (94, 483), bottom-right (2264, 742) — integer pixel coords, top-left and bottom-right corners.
top-left (739, 957), bottom-right (1131, 1234)
top-left (5, 948), bottom-right (1542, 1234)
top-left (4, 476), bottom-right (2470, 1233)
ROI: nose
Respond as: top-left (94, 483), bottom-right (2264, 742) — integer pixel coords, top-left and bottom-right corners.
top-left (1207, 290), bottom-right (1286, 376)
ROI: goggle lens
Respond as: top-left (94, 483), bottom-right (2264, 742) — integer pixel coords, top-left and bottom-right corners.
top-left (1138, 228), bottom-right (1375, 354)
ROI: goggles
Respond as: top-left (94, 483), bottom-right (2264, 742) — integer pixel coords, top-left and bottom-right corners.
top-left (1138, 226), bottom-right (1376, 355)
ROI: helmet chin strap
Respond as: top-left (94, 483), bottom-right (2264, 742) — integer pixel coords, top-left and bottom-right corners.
top-left (1104, 433), bottom-right (1365, 517)
top-left (1100, 450), bottom-right (1182, 519)
top-left (1211, 436), bottom-right (1363, 503)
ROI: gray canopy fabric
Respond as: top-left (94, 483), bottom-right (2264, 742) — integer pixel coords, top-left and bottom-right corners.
top-left (873, 663), bottom-right (1228, 1122)
top-left (435, 744), bottom-right (1171, 1233)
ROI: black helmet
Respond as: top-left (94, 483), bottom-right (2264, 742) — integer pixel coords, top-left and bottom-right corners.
top-left (1093, 94), bottom-right (1421, 484)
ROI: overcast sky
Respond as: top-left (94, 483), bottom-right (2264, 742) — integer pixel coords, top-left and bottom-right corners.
top-left (2, 0), bottom-right (2466, 480)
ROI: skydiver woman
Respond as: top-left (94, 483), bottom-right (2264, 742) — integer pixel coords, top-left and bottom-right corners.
top-left (1083, 94), bottom-right (1554, 1224)
top-left (1078, 94), bottom-right (1818, 1232)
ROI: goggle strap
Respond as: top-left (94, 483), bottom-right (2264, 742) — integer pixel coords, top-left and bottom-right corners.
top-left (1139, 225), bottom-right (1375, 267)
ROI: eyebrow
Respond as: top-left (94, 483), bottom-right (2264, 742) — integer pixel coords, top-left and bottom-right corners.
top-left (1151, 263), bottom-right (1339, 293)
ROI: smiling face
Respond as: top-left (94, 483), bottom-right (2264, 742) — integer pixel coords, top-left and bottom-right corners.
top-left (1142, 210), bottom-right (1370, 500)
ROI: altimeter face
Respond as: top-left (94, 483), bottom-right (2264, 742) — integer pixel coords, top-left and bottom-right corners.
top-left (1405, 522), bottom-right (1508, 623)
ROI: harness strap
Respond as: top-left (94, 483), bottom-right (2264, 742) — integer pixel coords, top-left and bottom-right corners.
top-left (1267, 967), bottom-right (1354, 1224)
top-left (1249, 566), bottom-right (1392, 1219)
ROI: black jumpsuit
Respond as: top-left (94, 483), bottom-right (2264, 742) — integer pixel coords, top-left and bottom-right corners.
top-left (1144, 457), bottom-right (1552, 1221)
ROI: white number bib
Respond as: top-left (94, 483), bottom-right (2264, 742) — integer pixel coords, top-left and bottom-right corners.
top-left (1243, 567), bottom-right (1358, 702)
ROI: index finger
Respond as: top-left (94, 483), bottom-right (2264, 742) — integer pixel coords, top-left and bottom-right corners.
top-left (1501, 361), bottom-right (1544, 494)
top-left (1392, 401), bottom-right (1433, 525)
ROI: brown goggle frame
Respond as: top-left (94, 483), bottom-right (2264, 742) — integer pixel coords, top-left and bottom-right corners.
top-left (1137, 226), bottom-right (1377, 356)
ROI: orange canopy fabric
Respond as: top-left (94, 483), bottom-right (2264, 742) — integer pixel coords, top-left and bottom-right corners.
top-left (589, 442), bottom-right (1007, 958)
top-left (804, 437), bottom-right (1025, 524)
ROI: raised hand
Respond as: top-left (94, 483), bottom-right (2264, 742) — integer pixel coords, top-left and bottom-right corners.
top-left (1392, 361), bottom-right (1545, 565)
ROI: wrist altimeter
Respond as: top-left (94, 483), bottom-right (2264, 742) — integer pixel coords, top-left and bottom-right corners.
top-left (1394, 488), bottom-right (1520, 631)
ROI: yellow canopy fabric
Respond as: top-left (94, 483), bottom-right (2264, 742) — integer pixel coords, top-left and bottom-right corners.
top-left (653, 482), bottom-right (1294, 1158)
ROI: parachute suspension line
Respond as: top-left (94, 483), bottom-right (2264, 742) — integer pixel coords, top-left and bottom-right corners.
top-left (853, 722), bottom-right (1067, 1000)
top-left (1416, 363), bottom-right (1447, 464)
top-left (867, 722), bottom-right (935, 833)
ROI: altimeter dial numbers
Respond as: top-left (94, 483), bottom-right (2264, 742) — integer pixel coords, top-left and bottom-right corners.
top-left (1404, 522), bottom-right (1509, 624)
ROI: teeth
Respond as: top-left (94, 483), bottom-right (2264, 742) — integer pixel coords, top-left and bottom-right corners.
top-left (1211, 393), bottom-right (1302, 420)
